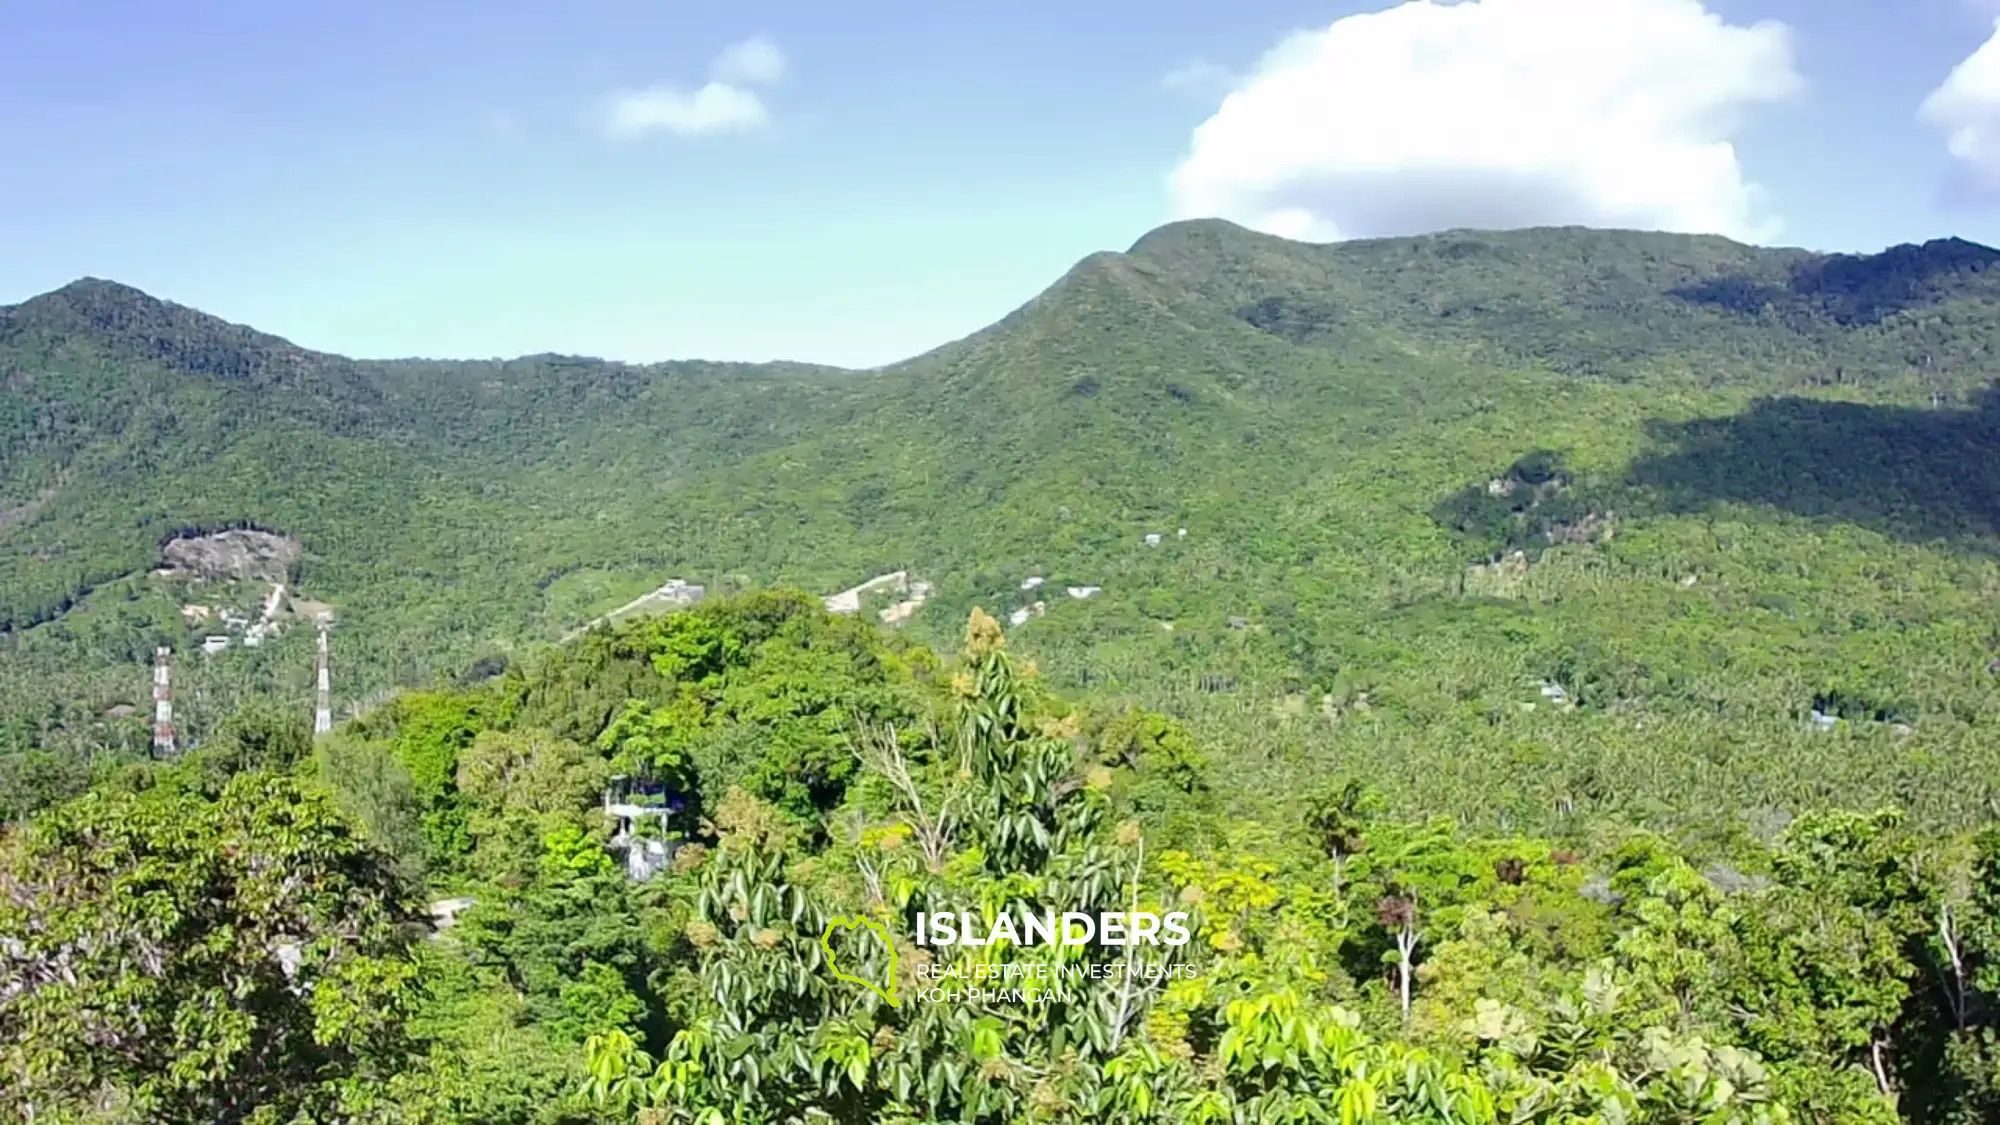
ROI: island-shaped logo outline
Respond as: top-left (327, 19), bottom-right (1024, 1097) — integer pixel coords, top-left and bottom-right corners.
top-left (821, 915), bottom-right (900, 1007)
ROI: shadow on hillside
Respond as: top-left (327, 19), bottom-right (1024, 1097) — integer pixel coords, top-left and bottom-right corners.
top-left (1670, 238), bottom-right (2000, 325)
top-left (1625, 388), bottom-right (2000, 547)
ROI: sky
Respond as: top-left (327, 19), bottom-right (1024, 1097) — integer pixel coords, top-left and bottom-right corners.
top-left (5, 0), bottom-right (2000, 368)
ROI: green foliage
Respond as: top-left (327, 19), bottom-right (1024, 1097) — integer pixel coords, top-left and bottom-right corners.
top-left (10, 222), bottom-right (2000, 1121)
top-left (395, 949), bottom-right (597, 1125)
top-left (354, 690), bottom-right (495, 875)
top-left (525, 589), bottom-right (927, 823)
top-left (9, 223), bottom-right (2000, 858)
top-left (456, 728), bottom-right (612, 884)
top-left (14, 600), bottom-right (2000, 1121)
top-left (0, 772), bottom-right (423, 1122)
top-left (1095, 707), bottom-right (1213, 831)
top-left (315, 732), bottom-right (430, 881)
top-left (0, 749), bottom-right (92, 822)
top-left (174, 698), bottom-right (315, 795)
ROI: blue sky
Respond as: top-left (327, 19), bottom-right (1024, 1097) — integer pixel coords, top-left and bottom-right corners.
top-left (4, 0), bottom-right (2000, 368)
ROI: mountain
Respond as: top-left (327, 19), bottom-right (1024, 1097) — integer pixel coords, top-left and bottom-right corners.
top-left (5, 220), bottom-right (2000, 842)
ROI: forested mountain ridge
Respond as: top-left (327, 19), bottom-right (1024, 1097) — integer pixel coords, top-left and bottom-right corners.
top-left (0, 277), bottom-right (869, 751)
top-left (11, 221), bottom-right (2000, 1123)
top-left (5, 220), bottom-right (2000, 847)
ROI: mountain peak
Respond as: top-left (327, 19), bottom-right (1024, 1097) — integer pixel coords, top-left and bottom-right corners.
top-left (1126, 217), bottom-right (1273, 259)
top-left (13, 275), bottom-right (180, 321)
top-left (49, 275), bottom-right (160, 301)
top-left (7, 276), bottom-right (173, 325)
top-left (4, 276), bottom-right (327, 382)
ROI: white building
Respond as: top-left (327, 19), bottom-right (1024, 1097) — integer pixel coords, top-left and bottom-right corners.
top-left (604, 780), bottom-right (681, 882)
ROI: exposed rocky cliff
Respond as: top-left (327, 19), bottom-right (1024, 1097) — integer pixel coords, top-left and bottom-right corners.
top-left (160, 529), bottom-right (301, 583)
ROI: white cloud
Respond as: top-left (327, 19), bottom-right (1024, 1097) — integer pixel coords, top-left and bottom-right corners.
top-left (606, 83), bottom-right (768, 137)
top-left (1168, 0), bottom-right (1801, 244)
top-left (714, 35), bottom-right (786, 86)
top-left (601, 37), bottom-right (785, 139)
top-left (1921, 19), bottom-right (2000, 194)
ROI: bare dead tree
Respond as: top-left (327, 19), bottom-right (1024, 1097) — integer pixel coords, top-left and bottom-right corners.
top-left (1936, 900), bottom-right (1970, 1033)
top-left (835, 809), bottom-right (888, 906)
top-left (1378, 894), bottom-right (1420, 1024)
top-left (852, 722), bottom-right (957, 872)
top-left (1102, 834), bottom-right (1174, 1053)
top-left (855, 853), bottom-right (885, 906)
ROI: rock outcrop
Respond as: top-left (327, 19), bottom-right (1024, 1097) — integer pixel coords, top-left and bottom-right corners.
top-left (161, 529), bottom-right (301, 582)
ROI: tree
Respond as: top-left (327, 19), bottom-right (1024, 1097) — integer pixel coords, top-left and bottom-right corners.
top-left (1305, 779), bottom-right (1380, 897)
top-left (1738, 809), bottom-right (1929, 1115)
top-left (376, 691), bottom-right (493, 873)
top-left (1378, 894), bottom-right (1422, 1024)
top-left (0, 749), bottom-right (92, 824)
top-left (0, 772), bottom-right (424, 1122)
top-left (451, 822), bottom-right (661, 1055)
top-left (191, 700), bottom-right (314, 780)
top-left (852, 721), bottom-right (958, 872)
top-left (456, 727), bottom-right (611, 882)
top-left (316, 733), bottom-right (430, 882)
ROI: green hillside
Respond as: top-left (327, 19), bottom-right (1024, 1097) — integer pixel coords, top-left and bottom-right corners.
top-left (12, 221), bottom-right (2000, 1124)
top-left (6, 221), bottom-right (2000, 846)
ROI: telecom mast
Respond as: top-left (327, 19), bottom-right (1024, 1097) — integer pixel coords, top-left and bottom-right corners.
top-left (152, 646), bottom-right (176, 756)
top-left (313, 619), bottom-right (333, 736)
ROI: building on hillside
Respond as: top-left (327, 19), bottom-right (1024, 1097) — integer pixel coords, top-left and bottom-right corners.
top-left (630, 579), bottom-right (704, 615)
top-left (428, 897), bottom-right (477, 938)
top-left (603, 774), bottom-right (684, 882)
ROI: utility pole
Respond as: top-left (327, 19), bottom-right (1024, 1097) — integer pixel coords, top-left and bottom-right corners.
top-left (152, 646), bottom-right (176, 756)
top-left (313, 618), bottom-right (333, 736)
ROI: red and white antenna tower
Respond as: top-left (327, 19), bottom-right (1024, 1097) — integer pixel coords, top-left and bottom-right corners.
top-left (152, 646), bottom-right (176, 756)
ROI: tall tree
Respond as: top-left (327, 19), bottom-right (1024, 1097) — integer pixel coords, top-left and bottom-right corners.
top-left (0, 773), bottom-right (423, 1123)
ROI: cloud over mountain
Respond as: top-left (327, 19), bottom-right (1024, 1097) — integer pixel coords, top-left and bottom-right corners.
top-left (1167, 0), bottom-right (1800, 243)
top-left (1922, 19), bottom-right (2000, 195)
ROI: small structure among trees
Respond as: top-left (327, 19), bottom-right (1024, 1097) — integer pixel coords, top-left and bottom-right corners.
top-left (603, 773), bottom-right (682, 881)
